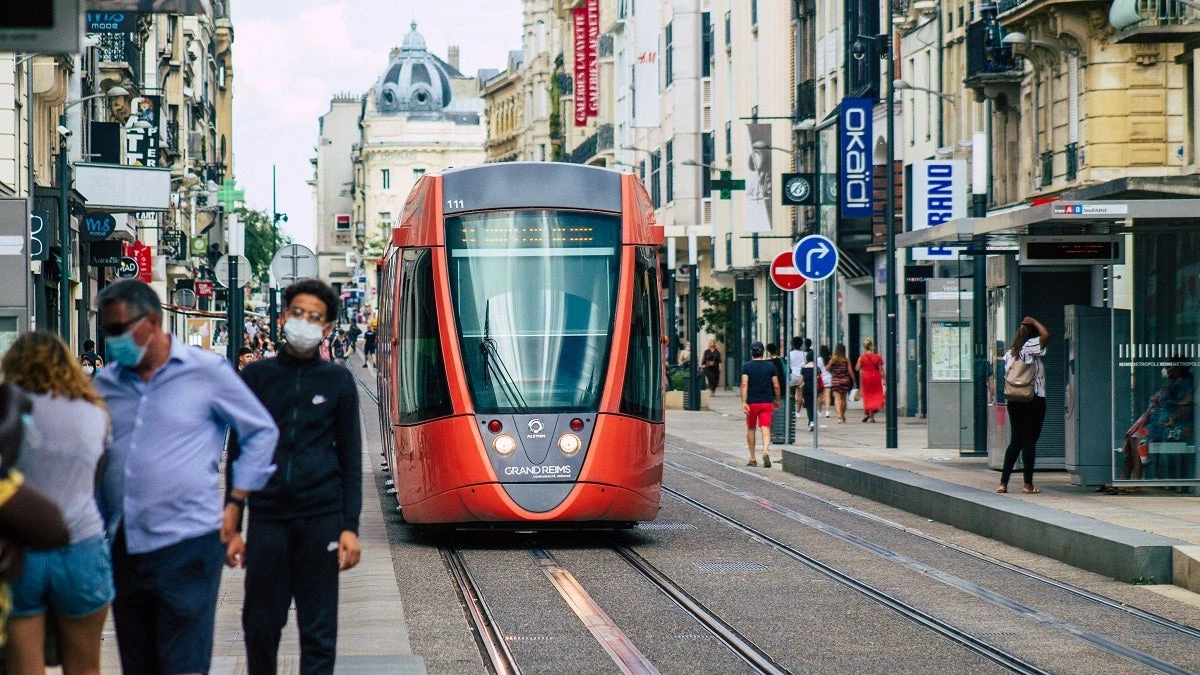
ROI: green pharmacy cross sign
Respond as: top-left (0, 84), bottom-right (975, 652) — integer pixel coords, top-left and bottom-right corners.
top-left (217, 179), bottom-right (245, 212)
top-left (711, 171), bottom-right (745, 200)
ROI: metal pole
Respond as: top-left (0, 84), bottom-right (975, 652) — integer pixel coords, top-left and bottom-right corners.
top-left (687, 266), bottom-right (700, 411)
top-left (811, 287), bottom-right (819, 450)
top-left (58, 113), bottom-right (70, 344)
top-left (667, 269), bottom-right (678, 364)
top-left (269, 165), bottom-right (279, 342)
top-left (885, 8), bottom-right (899, 449)
top-left (972, 128), bottom-right (990, 456)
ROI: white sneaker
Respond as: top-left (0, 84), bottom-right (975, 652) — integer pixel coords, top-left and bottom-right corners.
top-left (824, 411), bottom-right (830, 418)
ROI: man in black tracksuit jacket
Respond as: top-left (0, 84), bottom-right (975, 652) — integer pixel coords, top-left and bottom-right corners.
top-left (223, 279), bottom-right (362, 675)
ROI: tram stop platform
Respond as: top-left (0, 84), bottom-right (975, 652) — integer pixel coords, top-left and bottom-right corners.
top-left (666, 389), bottom-right (1200, 596)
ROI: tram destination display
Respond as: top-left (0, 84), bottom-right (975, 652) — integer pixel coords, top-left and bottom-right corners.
top-left (1020, 236), bottom-right (1124, 266)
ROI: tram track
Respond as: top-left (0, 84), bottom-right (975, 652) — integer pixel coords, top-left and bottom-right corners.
top-left (667, 441), bottom-right (1200, 642)
top-left (663, 442), bottom-right (1200, 674)
top-left (438, 538), bottom-right (788, 675)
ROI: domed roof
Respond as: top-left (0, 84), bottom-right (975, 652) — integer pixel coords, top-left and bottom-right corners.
top-left (376, 22), bottom-right (454, 115)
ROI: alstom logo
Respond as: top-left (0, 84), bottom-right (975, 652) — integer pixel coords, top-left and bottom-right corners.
top-left (840, 98), bottom-right (874, 219)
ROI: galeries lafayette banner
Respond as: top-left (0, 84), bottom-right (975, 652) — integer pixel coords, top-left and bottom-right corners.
top-left (573, 0), bottom-right (600, 126)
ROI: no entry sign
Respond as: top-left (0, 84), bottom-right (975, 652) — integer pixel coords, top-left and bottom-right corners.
top-left (770, 250), bottom-right (807, 291)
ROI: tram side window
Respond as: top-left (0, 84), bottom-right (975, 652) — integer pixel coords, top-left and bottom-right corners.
top-left (396, 248), bottom-right (453, 424)
top-left (620, 246), bottom-right (665, 422)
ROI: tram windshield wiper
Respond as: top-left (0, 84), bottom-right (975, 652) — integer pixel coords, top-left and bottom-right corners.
top-left (480, 299), bottom-right (530, 414)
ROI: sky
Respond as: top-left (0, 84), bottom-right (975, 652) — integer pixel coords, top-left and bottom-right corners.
top-left (231, 0), bottom-right (523, 247)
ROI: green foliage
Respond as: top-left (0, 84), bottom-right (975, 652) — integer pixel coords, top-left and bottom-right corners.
top-left (362, 229), bottom-right (388, 260)
top-left (667, 368), bottom-right (686, 392)
top-left (548, 70), bottom-right (562, 161)
top-left (1131, 576), bottom-right (1157, 585)
top-left (697, 286), bottom-right (734, 343)
top-left (237, 206), bottom-right (290, 285)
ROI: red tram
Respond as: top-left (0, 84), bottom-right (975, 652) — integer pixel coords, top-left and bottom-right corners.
top-left (376, 162), bottom-right (665, 526)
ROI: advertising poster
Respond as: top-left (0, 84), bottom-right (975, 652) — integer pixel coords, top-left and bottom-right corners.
top-left (930, 320), bottom-right (970, 381)
top-left (911, 160), bottom-right (966, 261)
top-left (744, 124), bottom-right (773, 233)
top-left (125, 94), bottom-right (160, 167)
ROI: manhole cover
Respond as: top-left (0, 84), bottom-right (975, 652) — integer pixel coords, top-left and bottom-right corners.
top-left (695, 561), bottom-right (769, 572)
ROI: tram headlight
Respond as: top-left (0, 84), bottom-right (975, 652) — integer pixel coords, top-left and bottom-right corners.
top-left (492, 434), bottom-right (517, 456)
top-left (557, 433), bottom-right (582, 457)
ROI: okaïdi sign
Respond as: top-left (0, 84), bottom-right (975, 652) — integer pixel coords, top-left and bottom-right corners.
top-left (839, 97), bottom-right (873, 219)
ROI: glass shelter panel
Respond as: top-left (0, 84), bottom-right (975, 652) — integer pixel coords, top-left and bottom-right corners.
top-left (1112, 229), bottom-right (1200, 486)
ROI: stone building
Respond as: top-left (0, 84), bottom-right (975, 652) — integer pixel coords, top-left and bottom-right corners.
top-left (317, 23), bottom-right (486, 308)
top-left (481, 51), bottom-right (525, 162)
top-left (311, 95), bottom-right (363, 293)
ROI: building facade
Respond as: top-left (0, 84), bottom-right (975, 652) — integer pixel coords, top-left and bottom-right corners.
top-left (311, 95), bottom-right (362, 291)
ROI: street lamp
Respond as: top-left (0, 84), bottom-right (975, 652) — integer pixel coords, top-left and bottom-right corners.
top-left (999, 31), bottom-right (1079, 55)
top-left (892, 79), bottom-right (957, 105)
top-left (57, 85), bottom-right (131, 343)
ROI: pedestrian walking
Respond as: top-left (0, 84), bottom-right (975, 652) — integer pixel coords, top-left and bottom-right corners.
top-left (997, 316), bottom-right (1051, 495)
top-left (816, 344), bottom-right (832, 418)
top-left (766, 343), bottom-right (786, 397)
top-left (79, 340), bottom-right (103, 378)
top-left (237, 346), bottom-right (257, 371)
top-left (92, 279), bottom-right (279, 675)
top-left (789, 338), bottom-right (815, 429)
top-left (362, 324), bottom-right (377, 369)
top-left (0, 382), bottom-right (71, 657)
top-left (856, 338), bottom-right (885, 423)
top-left (225, 279), bottom-right (362, 675)
top-left (332, 331), bottom-right (350, 367)
top-left (740, 341), bottom-right (780, 468)
top-left (1, 333), bottom-right (114, 675)
top-left (701, 340), bottom-right (722, 394)
top-left (827, 343), bottom-right (856, 423)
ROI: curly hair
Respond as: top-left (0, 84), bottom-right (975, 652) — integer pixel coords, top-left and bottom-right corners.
top-left (1, 332), bottom-right (107, 410)
top-left (283, 279), bottom-right (340, 324)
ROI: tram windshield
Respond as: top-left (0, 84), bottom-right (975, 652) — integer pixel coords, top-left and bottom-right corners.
top-left (446, 210), bottom-right (620, 413)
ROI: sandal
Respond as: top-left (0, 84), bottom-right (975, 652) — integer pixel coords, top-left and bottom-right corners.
top-left (996, 486), bottom-right (1007, 494)
top-left (746, 460), bottom-right (757, 466)
top-left (1022, 486), bottom-right (1041, 494)
top-left (762, 456), bottom-right (771, 468)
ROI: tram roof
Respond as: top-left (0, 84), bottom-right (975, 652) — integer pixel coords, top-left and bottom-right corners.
top-left (441, 162), bottom-right (628, 215)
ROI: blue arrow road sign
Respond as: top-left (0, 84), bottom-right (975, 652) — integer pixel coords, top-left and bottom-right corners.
top-left (792, 234), bottom-right (838, 282)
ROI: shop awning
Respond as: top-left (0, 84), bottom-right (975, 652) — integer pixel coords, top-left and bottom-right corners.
top-left (897, 198), bottom-right (1200, 249)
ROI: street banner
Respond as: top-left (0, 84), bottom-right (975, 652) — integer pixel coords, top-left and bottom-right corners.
top-left (30, 211), bottom-right (50, 262)
top-left (585, 0), bottom-right (600, 119)
top-left (573, 7), bottom-right (589, 126)
top-left (573, 0), bottom-right (600, 126)
top-left (911, 160), bottom-right (966, 261)
top-left (744, 124), bottom-right (773, 233)
top-left (128, 240), bottom-right (152, 283)
top-left (125, 94), bottom-right (160, 167)
top-left (631, 0), bottom-right (660, 127)
top-left (839, 98), bottom-right (873, 219)
top-left (85, 0), bottom-right (212, 14)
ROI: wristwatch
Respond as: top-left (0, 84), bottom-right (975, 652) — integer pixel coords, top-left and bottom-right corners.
top-left (226, 495), bottom-right (246, 509)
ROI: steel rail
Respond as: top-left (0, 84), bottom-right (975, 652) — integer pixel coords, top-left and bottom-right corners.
top-left (612, 545), bottom-right (790, 675)
top-left (662, 485), bottom-right (1048, 675)
top-left (441, 546), bottom-right (522, 675)
top-left (529, 548), bottom-right (662, 675)
top-left (667, 442), bottom-right (1200, 642)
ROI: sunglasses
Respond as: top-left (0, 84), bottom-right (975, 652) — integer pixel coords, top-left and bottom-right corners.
top-left (101, 313), bottom-right (147, 337)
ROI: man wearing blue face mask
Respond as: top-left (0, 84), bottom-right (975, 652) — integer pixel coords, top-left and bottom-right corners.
top-left (224, 278), bottom-right (361, 675)
top-left (92, 279), bottom-right (279, 675)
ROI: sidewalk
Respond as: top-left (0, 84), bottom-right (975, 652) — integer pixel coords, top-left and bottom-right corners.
top-left (666, 389), bottom-right (1200, 591)
top-left (93, 368), bottom-right (424, 675)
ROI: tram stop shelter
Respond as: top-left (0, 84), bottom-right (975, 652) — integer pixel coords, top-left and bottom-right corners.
top-left (897, 181), bottom-right (1200, 491)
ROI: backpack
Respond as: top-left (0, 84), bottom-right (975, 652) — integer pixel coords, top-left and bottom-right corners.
top-left (1004, 356), bottom-right (1036, 403)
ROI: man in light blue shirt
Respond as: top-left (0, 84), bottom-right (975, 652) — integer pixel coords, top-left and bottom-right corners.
top-left (94, 280), bottom-right (278, 675)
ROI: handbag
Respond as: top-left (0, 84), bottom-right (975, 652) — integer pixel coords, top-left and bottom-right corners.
top-left (851, 388), bottom-right (861, 402)
top-left (1003, 358), bottom-right (1036, 403)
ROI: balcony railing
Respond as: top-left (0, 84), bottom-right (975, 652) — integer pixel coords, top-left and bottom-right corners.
top-left (1127, 0), bottom-right (1200, 25)
top-left (1065, 142), bottom-right (1078, 181)
top-left (564, 123), bottom-right (614, 164)
top-left (1040, 151), bottom-right (1053, 187)
top-left (965, 20), bottom-right (1017, 79)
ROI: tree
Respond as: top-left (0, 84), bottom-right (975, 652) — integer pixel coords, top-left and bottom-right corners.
top-left (237, 206), bottom-right (290, 285)
top-left (697, 286), bottom-right (734, 346)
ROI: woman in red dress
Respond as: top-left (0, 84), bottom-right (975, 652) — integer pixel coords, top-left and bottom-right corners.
top-left (856, 337), bottom-right (885, 422)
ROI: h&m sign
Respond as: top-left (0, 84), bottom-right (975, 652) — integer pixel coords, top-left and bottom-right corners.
top-left (839, 98), bottom-right (873, 219)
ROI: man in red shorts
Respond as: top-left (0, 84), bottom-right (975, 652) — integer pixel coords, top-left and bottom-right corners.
top-left (741, 341), bottom-right (781, 468)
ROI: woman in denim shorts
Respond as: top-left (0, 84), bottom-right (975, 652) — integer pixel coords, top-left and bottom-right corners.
top-left (1, 333), bottom-right (114, 674)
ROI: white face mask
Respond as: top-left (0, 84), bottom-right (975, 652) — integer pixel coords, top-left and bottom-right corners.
top-left (82, 364), bottom-right (95, 375)
top-left (283, 318), bottom-right (325, 352)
